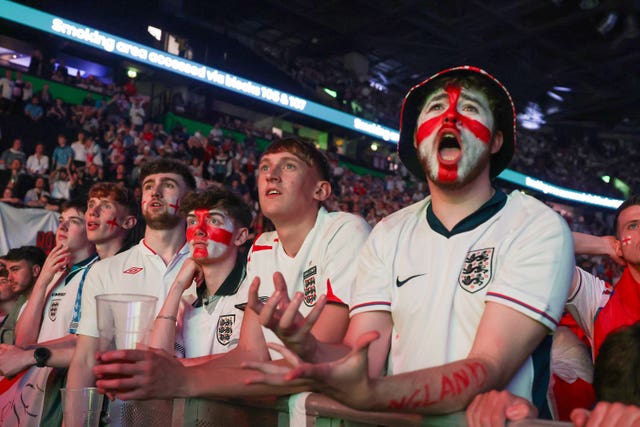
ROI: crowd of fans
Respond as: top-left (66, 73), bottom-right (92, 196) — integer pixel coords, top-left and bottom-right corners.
top-left (0, 61), bottom-right (627, 283)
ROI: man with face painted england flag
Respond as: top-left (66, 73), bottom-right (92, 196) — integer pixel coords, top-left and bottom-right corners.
top-left (241, 66), bottom-right (574, 419)
top-left (149, 188), bottom-right (251, 359)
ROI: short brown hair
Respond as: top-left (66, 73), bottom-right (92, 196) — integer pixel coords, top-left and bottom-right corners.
top-left (89, 182), bottom-right (139, 217)
top-left (263, 137), bottom-right (331, 182)
top-left (179, 187), bottom-right (252, 228)
top-left (139, 159), bottom-right (196, 190)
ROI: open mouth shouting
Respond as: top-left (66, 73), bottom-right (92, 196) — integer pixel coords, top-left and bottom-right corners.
top-left (437, 129), bottom-right (462, 165)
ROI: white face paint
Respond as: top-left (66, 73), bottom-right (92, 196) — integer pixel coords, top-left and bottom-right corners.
top-left (186, 208), bottom-right (235, 261)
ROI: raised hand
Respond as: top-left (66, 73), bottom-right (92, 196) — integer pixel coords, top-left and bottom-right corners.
top-left (173, 258), bottom-right (203, 292)
top-left (247, 272), bottom-right (326, 360)
top-left (246, 331), bottom-right (378, 410)
top-left (465, 389), bottom-right (537, 427)
top-left (39, 243), bottom-right (71, 284)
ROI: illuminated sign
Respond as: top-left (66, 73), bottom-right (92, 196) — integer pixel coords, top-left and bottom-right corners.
top-left (0, 0), bottom-right (399, 142)
top-left (497, 169), bottom-right (623, 209)
top-left (0, 0), bottom-right (625, 209)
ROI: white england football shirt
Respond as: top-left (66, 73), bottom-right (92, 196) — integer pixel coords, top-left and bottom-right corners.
top-left (565, 267), bottom-right (611, 351)
top-left (244, 207), bottom-right (370, 357)
top-left (350, 190), bottom-right (574, 403)
top-left (77, 240), bottom-right (190, 338)
top-left (38, 255), bottom-right (98, 343)
top-left (176, 261), bottom-right (246, 357)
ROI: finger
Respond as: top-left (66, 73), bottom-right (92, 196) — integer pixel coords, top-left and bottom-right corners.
top-left (266, 342), bottom-right (303, 367)
top-left (353, 330), bottom-right (381, 351)
top-left (241, 361), bottom-right (290, 375)
top-left (286, 363), bottom-right (326, 382)
top-left (279, 292), bottom-right (304, 331)
top-left (272, 273), bottom-right (292, 309)
top-left (259, 291), bottom-right (283, 328)
top-left (96, 349), bottom-right (146, 363)
top-left (272, 272), bottom-right (288, 295)
top-left (465, 393), bottom-right (482, 427)
top-left (569, 408), bottom-right (589, 427)
top-left (301, 294), bottom-right (327, 332)
top-left (246, 277), bottom-right (263, 314)
top-left (94, 362), bottom-right (140, 378)
top-left (584, 403), bottom-right (608, 427)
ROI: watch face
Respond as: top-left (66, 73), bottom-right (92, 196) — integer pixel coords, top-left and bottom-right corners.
top-left (34, 347), bottom-right (51, 367)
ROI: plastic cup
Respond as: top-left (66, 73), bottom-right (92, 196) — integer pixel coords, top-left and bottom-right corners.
top-left (96, 294), bottom-right (157, 351)
top-left (60, 387), bottom-right (104, 427)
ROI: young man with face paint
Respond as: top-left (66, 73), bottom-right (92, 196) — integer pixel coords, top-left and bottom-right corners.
top-left (150, 188), bottom-right (251, 358)
top-left (242, 66), bottom-right (574, 420)
top-left (467, 195), bottom-right (640, 426)
top-left (91, 138), bottom-right (370, 416)
top-left (65, 159), bottom-right (195, 418)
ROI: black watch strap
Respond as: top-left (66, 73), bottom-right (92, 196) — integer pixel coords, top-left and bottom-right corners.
top-left (34, 347), bottom-right (51, 368)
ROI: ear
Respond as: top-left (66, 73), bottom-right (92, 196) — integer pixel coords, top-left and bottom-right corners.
top-left (490, 130), bottom-right (504, 154)
top-left (120, 215), bottom-right (137, 230)
top-left (313, 181), bottom-right (332, 202)
top-left (234, 228), bottom-right (249, 247)
top-left (32, 264), bottom-right (41, 279)
top-left (615, 238), bottom-right (624, 259)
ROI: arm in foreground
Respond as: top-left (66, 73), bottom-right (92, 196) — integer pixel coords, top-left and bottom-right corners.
top-left (95, 280), bottom-right (307, 400)
top-left (278, 302), bottom-right (550, 415)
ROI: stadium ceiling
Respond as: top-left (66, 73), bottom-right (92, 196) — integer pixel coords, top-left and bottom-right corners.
top-left (15, 0), bottom-right (640, 139)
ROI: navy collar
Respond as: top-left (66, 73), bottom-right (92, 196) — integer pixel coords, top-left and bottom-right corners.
top-left (427, 189), bottom-right (507, 238)
top-left (193, 259), bottom-right (246, 308)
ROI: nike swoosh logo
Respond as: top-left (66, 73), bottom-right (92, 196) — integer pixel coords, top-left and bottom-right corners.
top-left (396, 274), bottom-right (426, 287)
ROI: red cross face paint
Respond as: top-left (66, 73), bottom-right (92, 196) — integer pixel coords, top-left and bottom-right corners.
top-left (186, 208), bottom-right (234, 261)
top-left (623, 236), bottom-right (632, 247)
top-left (415, 83), bottom-right (494, 185)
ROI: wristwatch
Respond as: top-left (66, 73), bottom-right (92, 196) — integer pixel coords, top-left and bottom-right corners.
top-left (33, 347), bottom-right (51, 368)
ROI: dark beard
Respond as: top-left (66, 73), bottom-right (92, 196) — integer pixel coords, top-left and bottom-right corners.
top-left (144, 212), bottom-right (182, 230)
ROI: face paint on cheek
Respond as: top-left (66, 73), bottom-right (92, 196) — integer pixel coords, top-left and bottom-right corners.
top-left (623, 236), bottom-right (632, 246)
top-left (106, 217), bottom-right (120, 231)
top-left (186, 209), bottom-right (234, 259)
top-left (168, 198), bottom-right (180, 215)
top-left (416, 84), bottom-right (492, 148)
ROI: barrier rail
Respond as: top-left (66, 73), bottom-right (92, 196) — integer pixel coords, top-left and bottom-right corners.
top-left (168, 394), bottom-right (574, 426)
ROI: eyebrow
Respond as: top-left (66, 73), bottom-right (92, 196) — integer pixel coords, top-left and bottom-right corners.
top-left (61, 215), bottom-right (85, 222)
top-left (459, 92), bottom-right (486, 107)
top-left (142, 177), bottom-right (179, 187)
top-left (424, 92), bottom-right (449, 105)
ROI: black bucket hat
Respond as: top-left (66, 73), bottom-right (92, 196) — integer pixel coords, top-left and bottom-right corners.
top-left (397, 65), bottom-right (516, 179)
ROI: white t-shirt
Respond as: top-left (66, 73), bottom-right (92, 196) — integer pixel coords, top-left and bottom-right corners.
top-left (565, 267), bottom-right (611, 352)
top-left (350, 190), bottom-right (574, 403)
top-left (246, 207), bottom-right (370, 357)
top-left (77, 240), bottom-right (191, 338)
top-left (38, 256), bottom-right (98, 343)
top-left (70, 140), bottom-right (87, 163)
top-left (26, 154), bottom-right (49, 175)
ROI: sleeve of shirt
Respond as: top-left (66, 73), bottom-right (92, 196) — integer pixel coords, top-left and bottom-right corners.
top-left (565, 267), bottom-right (607, 342)
top-left (485, 207), bottom-right (574, 331)
top-left (76, 263), bottom-right (105, 338)
top-left (349, 221), bottom-right (394, 316)
top-left (322, 214), bottom-right (370, 306)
